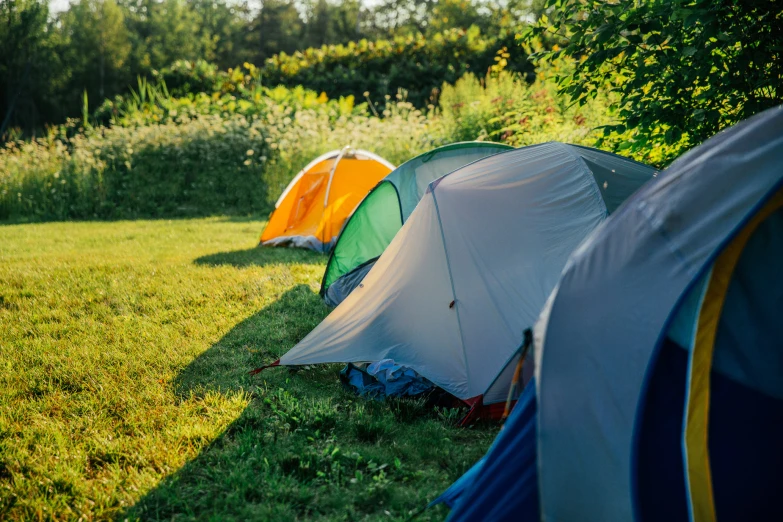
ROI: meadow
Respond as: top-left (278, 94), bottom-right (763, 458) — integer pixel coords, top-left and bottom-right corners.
top-left (0, 55), bottom-right (654, 519)
top-left (0, 217), bottom-right (495, 520)
top-left (2, 0), bottom-right (776, 518)
top-left (0, 60), bottom-right (602, 520)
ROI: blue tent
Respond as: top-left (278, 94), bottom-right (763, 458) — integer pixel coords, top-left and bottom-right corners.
top-left (444, 105), bottom-right (783, 522)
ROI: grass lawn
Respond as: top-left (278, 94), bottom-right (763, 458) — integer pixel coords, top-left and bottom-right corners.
top-left (0, 217), bottom-right (494, 521)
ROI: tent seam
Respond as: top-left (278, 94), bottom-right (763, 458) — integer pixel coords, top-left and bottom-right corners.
top-left (565, 144), bottom-right (609, 218)
top-left (569, 143), bottom-right (659, 170)
top-left (323, 146), bottom-right (350, 208)
top-left (430, 187), bottom-right (472, 398)
top-left (274, 149), bottom-right (341, 208)
top-left (322, 144), bottom-right (507, 297)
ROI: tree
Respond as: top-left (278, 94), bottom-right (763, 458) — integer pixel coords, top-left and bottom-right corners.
top-left (303, 0), bottom-right (331, 48)
top-left (428, 0), bottom-right (484, 35)
top-left (363, 0), bottom-right (435, 36)
top-left (192, 0), bottom-right (255, 69)
top-left (326, 0), bottom-right (362, 43)
top-left (251, 0), bottom-right (304, 61)
top-left (0, 0), bottom-right (62, 136)
top-left (143, 0), bottom-right (206, 69)
top-left (60, 0), bottom-right (132, 105)
top-left (526, 0), bottom-right (783, 160)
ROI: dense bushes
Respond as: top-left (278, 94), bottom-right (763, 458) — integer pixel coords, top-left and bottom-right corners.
top-left (2, 61), bottom-right (630, 223)
top-left (0, 116), bottom-right (271, 220)
top-left (439, 68), bottom-right (604, 146)
top-left (437, 62), bottom-right (676, 167)
top-left (259, 27), bottom-right (531, 108)
top-left (150, 27), bottom-right (532, 109)
top-left (0, 83), bottom-right (437, 222)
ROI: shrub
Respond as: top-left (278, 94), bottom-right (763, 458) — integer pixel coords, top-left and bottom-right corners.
top-left (0, 83), bottom-right (436, 221)
top-left (436, 61), bottom-right (612, 148)
top-left (260, 26), bottom-right (532, 108)
top-left (3, 56), bottom-right (653, 223)
top-left (0, 115), bottom-right (271, 220)
top-left (434, 60), bottom-right (676, 167)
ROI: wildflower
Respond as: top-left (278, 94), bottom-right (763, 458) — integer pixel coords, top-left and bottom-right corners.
top-left (246, 149), bottom-right (254, 156)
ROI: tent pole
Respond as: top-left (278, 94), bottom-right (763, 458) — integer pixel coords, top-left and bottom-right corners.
top-left (501, 329), bottom-right (533, 421)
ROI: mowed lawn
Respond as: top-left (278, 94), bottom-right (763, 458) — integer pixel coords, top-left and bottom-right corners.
top-left (0, 217), bottom-right (494, 521)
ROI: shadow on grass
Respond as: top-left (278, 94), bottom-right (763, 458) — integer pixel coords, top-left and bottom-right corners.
top-left (123, 285), bottom-right (335, 520)
top-left (194, 246), bottom-right (324, 269)
top-left (122, 285), bottom-right (477, 521)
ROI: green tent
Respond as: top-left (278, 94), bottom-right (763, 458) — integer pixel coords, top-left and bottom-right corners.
top-left (320, 141), bottom-right (513, 306)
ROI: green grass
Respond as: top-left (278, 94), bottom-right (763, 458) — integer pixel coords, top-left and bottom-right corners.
top-left (0, 217), bottom-right (494, 520)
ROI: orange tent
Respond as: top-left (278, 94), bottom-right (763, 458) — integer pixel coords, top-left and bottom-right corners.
top-left (260, 148), bottom-right (395, 252)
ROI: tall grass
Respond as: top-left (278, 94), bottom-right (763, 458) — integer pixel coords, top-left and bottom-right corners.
top-left (436, 70), bottom-right (606, 147)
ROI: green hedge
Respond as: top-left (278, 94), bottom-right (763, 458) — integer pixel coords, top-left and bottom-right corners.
top-left (259, 27), bottom-right (532, 107)
top-left (149, 27), bottom-right (532, 107)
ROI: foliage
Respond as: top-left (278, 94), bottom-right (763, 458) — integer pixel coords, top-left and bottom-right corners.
top-left (526, 0), bottom-right (783, 163)
top-left (0, 115), bottom-right (271, 221)
top-left (59, 0), bottom-right (132, 102)
top-left (436, 63), bottom-right (611, 150)
top-left (3, 50), bottom-right (649, 223)
top-left (0, 78), bottom-right (437, 222)
top-left (150, 59), bottom-right (227, 98)
top-left (0, 218), bottom-right (495, 519)
top-left (364, 0), bottom-right (545, 37)
top-left (261, 26), bottom-right (533, 108)
top-left (0, 0), bottom-right (544, 135)
top-left (0, 0), bottom-right (65, 136)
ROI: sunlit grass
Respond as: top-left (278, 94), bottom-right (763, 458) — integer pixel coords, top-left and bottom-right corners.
top-left (0, 217), bottom-right (493, 520)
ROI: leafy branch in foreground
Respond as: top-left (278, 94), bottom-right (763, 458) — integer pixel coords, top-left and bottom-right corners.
top-left (524, 0), bottom-right (783, 162)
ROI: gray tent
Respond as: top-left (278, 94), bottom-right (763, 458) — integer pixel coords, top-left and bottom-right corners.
top-left (279, 142), bottom-right (656, 411)
top-left (321, 142), bottom-right (513, 306)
